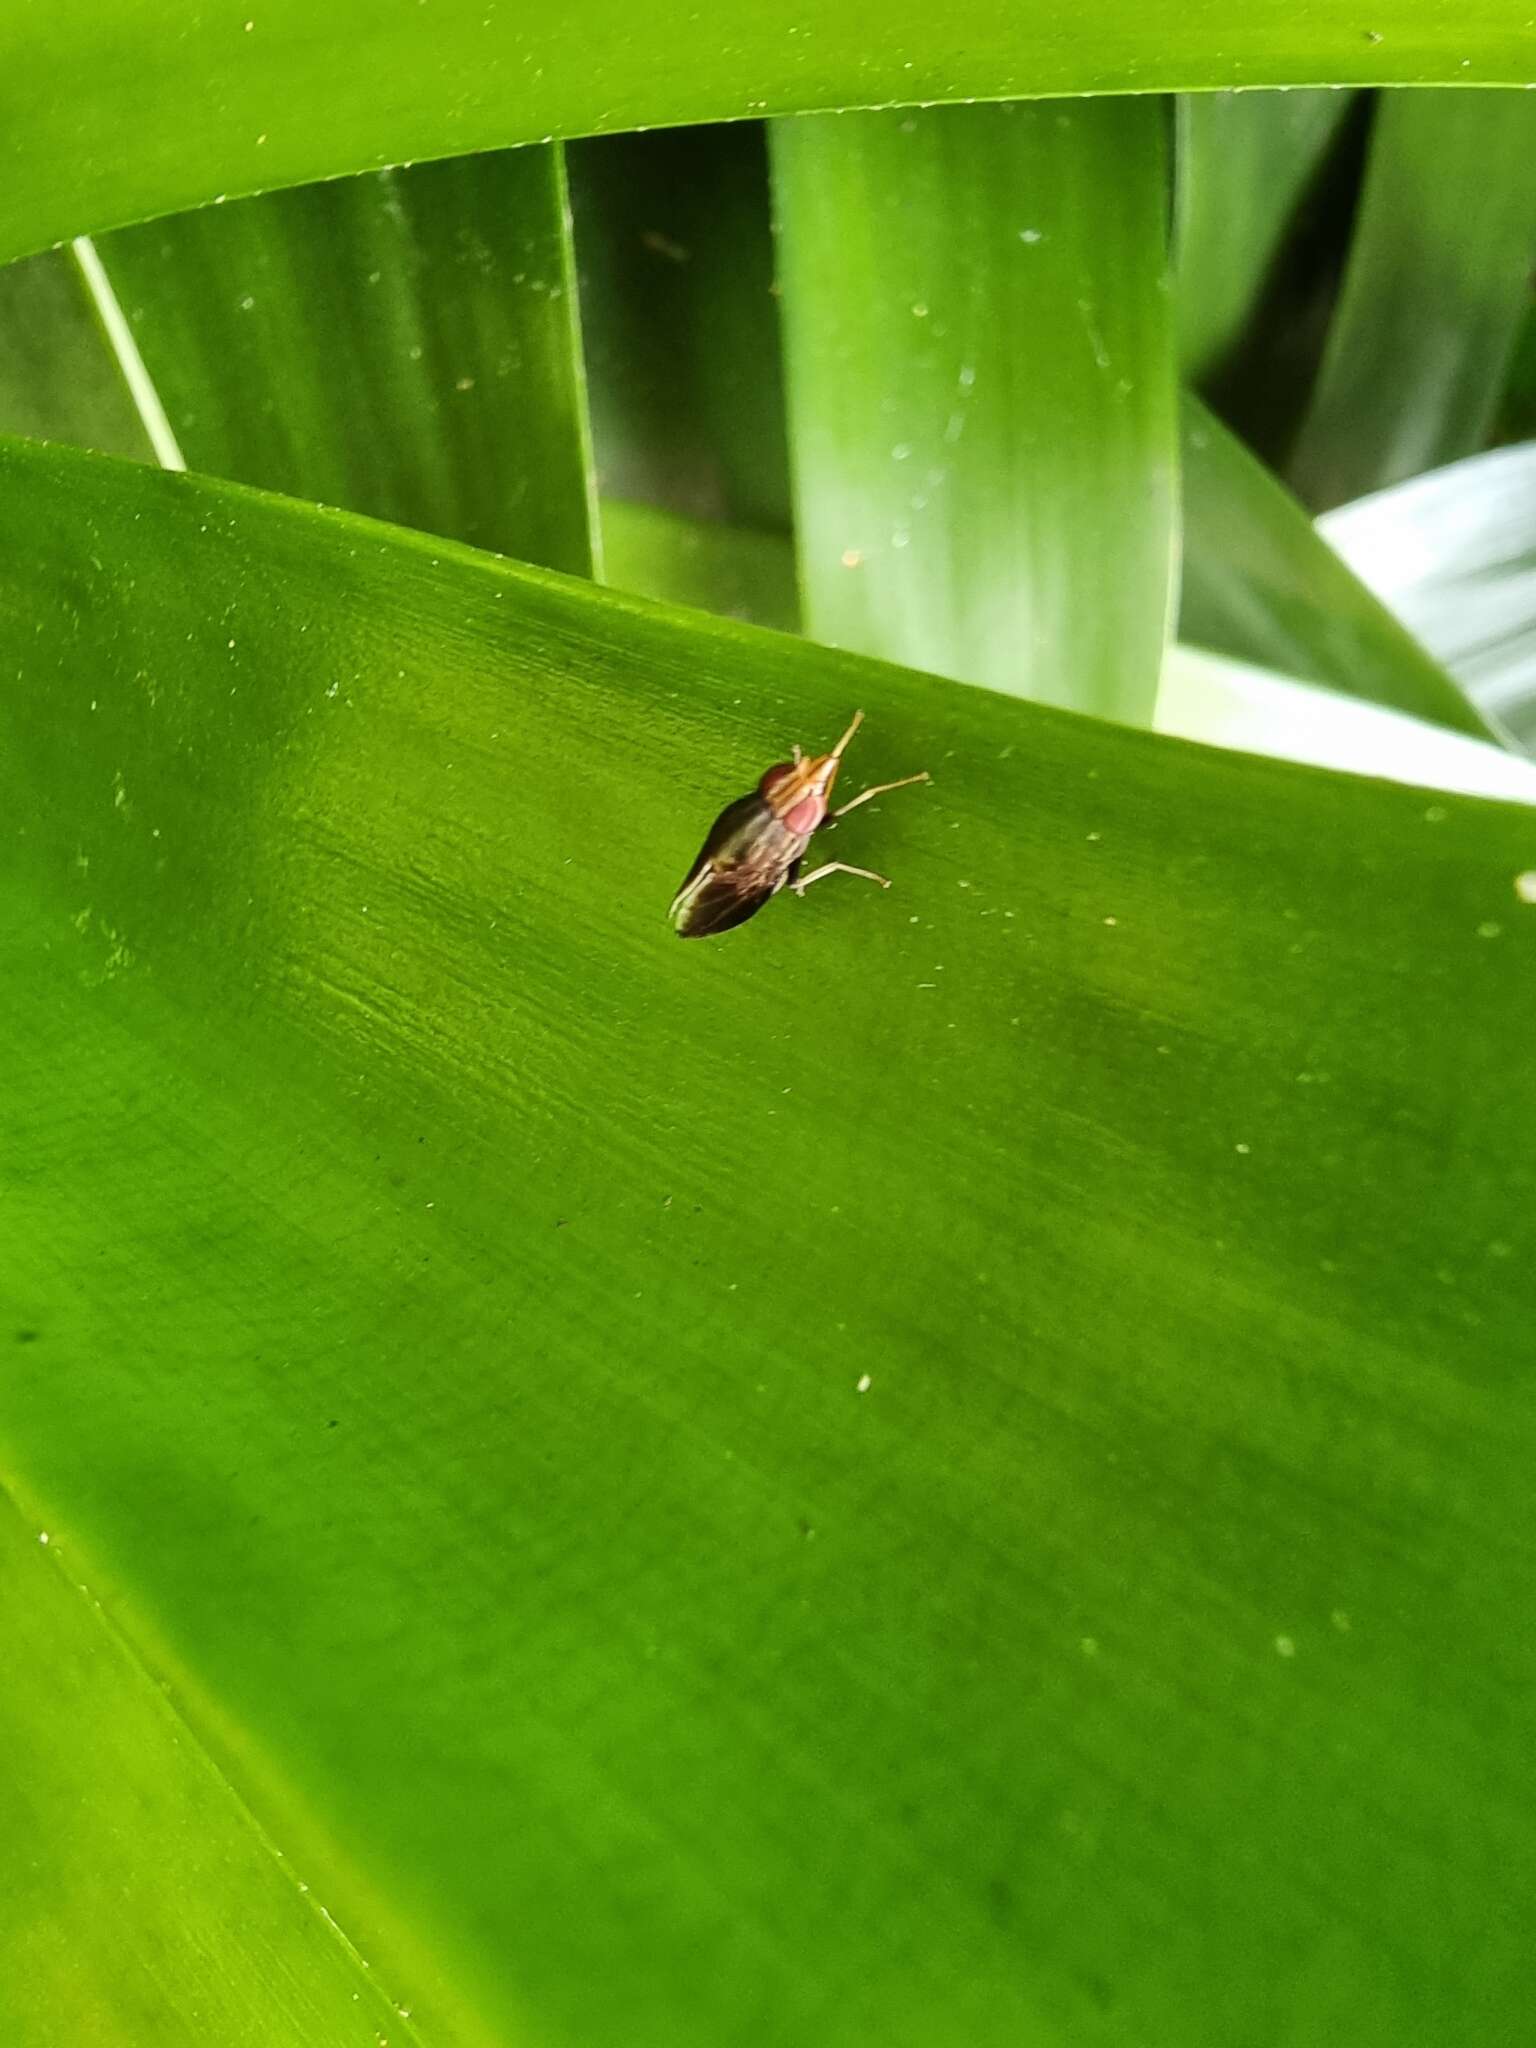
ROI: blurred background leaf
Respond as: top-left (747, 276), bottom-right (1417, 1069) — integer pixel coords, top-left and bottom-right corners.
top-left (771, 100), bottom-right (1176, 720)
top-left (1288, 90), bottom-right (1536, 510)
top-left (6, 437), bottom-right (1536, 2045)
top-left (92, 152), bottom-right (596, 570)
top-left (569, 124), bottom-right (790, 535)
top-left (1174, 87), bottom-right (1356, 385)
top-left (599, 495), bottom-right (799, 629)
top-left (0, 247), bottom-right (152, 460)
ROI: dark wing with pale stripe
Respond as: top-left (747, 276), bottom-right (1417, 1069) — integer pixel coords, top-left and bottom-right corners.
top-left (670, 792), bottom-right (791, 938)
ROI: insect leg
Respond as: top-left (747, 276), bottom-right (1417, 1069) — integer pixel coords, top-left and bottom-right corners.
top-left (831, 771), bottom-right (930, 820)
top-left (791, 861), bottom-right (891, 894)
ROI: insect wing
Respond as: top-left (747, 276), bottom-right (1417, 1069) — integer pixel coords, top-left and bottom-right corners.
top-left (674, 869), bottom-right (784, 937)
top-left (671, 792), bottom-right (785, 938)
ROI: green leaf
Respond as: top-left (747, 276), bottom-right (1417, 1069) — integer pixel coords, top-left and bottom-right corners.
top-left (6, 434), bottom-right (1536, 2043)
top-left (94, 154), bottom-right (595, 571)
top-left (0, 1496), bottom-right (424, 2048)
top-left (1321, 441), bottom-right (1536, 748)
top-left (570, 125), bottom-right (791, 532)
top-left (1180, 394), bottom-right (1491, 739)
top-left (599, 495), bottom-right (799, 630)
top-left (8, 3), bottom-right (1536, 266)
top-left (0, 248), bottom-right (153, 460)
top-left (1174, 87), bottom-right (1356, 382)
top-left (770, 100), bottom-right (1176, 721)
top-left (1289, 89), bottom-right (1536, 509)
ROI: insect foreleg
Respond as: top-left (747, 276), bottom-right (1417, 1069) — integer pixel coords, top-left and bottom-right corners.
top-left (830, 771), bottom-right (931, 821)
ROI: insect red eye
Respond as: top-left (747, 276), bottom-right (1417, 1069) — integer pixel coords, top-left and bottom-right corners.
top-left (758, 762), bottom-right (796, 797)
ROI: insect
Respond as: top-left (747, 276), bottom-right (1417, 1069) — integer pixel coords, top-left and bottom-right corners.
top-left (669, 710), bottom-right (929, 938)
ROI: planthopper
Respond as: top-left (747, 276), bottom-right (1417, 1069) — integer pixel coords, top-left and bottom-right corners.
top-left (669, 710), bottom-right (929, 939)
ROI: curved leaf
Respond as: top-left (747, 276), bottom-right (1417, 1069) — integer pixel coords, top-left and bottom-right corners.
top-left (1174, 88), bottom-right (1356, 381)
top-left (6, 2), bottom-right (1536, 265)
top-left (4, 436), bottom-right (1536, 2043)
top-left (1179, 395), bottom-right (1490, 739)
top-left (771, 100), bottom-right (1176, 720)
top-left (1289, 89), bottom-right (1536, 509)
top-left (95, 154), bottom-right (595, 570)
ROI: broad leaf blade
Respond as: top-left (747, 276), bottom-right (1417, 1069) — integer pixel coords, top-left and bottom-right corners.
top-left (94, 155), bottom-right (596, 571)
top-left (1289, 89), bottom-right (1536, 509)
top-left (4, 437), bottom-right (1536, 2044)
top-left (1174, 88), bottom-right (1355, 382)
top-left (1180, 394), bottom-right (1490, 739)
top-left (771, 100), bottom-right (1176, 721)
top-left (6, 2), bottom-right (1536, 265)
